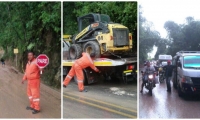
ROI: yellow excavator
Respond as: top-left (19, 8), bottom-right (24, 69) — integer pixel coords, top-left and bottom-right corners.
top-left (68, 13), bottom-right (133, 59)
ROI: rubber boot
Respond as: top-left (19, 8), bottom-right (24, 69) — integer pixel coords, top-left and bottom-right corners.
top-left (26, 106), bottom-right (34, 110)
top-left (32, 109), bottom-right (40, 114)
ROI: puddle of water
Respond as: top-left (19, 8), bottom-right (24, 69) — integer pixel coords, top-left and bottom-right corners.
top-left (110, 87), bottom-right (135, 96)
top-left (110, 87), bottom-right (119, 91)
top-left (110, 87), bottom-right (125, 95)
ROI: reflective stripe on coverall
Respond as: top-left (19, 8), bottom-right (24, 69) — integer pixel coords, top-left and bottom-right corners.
top-left (23, 58), bottom-right (40, 110)
top-left (63, 52), bottom-right (99, 91)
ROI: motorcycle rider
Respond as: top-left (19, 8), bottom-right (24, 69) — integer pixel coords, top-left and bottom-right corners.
top-left (140, 61), bottom-right (156, 93)
top-left (163, 60), bottom-right (175, 92)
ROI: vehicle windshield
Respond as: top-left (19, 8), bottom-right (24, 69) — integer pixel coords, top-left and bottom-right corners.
top-left (81, 17), bottom-right (94, 31)
top-left (100, 14), bottom-right (110, 23)
top-left (184, 55), bottom-right (200, 68)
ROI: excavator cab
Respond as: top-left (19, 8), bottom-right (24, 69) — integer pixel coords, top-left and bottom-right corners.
top-left (77, 13), bottom-right (110, 32)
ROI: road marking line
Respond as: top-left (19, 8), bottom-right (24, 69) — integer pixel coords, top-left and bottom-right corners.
top-left (64, 92), bottom-right (137, 113)
top-left (63, 95), bottom-right (136, 118)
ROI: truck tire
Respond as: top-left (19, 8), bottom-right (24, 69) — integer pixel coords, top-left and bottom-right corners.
top-left (83, 41), bottom-right (100, 58)
top-left (68, 44), bottom-right (82, 59)
top-left (149, 84), bottom-right (153, 96)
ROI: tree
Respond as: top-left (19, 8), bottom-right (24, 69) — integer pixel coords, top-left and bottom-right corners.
top-left (164, 17), bottom-right (200, 56)
top-left (63, 2), bottom-right (137, 50)
top-left (0, 2), bottom-right (61, 88)
top-left (154, 38), bottom-right (169, 59)
top-left (139, 5), bottom-right (162, 62)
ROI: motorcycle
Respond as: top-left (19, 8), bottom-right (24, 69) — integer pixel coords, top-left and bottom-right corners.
top-left (141, 71), bottom-right (156, 96)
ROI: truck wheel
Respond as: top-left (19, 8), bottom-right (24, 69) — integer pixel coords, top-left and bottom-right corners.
top-left (83, 41), bottom-right (100, 58)
top-left (149, 84), bottom-right (153, 96)
top-left (68, 44), bottom-right (82, 59)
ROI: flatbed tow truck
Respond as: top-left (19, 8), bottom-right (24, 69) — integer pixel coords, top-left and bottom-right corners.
top-left (63, 35), bottom-right (137, 85)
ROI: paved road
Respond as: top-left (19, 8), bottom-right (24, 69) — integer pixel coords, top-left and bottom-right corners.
top-left (0, 65), bottom-right (61, 118)
top-left (63, 79), bottom-right (137, 118)
top-left (139, 69), bottom-right (200, 119)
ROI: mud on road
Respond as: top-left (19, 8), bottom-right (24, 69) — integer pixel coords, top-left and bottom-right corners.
top-left (0, 65), bottom-right (61, 118)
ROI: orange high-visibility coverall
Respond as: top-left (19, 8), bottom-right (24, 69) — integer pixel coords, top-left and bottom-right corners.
top-left (23, 58), bottom-right (40, 110)
top-left (63, 52), bottom-right (99, 91)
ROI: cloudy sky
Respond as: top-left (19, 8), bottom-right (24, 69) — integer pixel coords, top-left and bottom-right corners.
top-left (139, 0), bottom-right (200, 57)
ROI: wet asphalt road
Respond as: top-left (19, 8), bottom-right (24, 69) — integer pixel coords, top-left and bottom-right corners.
top-left (139, 69), bottom-right (200, 119)
top-left (63, 79), bottom-right (137, 118)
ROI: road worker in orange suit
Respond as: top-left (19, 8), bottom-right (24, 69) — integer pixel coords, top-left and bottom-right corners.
top-left (63, 52), bottom-right (100, 92)
top-left (22, 51), bottom-right (41, 114)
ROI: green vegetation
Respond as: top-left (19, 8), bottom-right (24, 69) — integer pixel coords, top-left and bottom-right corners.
top-left (139, 5), bottom-right (164, 62)
top-left (164, 17), bottom-right (200, 56)
top-left (63, 2), bottom-right (137, 51)
top-left (0, 2), bottom-right (61, 88)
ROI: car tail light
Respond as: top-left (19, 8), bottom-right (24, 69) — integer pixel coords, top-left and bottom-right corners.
top-left (128, 65), bottom-right (134, 70)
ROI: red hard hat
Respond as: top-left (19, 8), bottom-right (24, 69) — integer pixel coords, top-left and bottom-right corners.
top-left (167, 60), bottom-right (171, 63)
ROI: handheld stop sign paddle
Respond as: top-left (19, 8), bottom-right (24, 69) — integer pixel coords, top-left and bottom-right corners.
top-left (36, 54), bottom-right (49, 74)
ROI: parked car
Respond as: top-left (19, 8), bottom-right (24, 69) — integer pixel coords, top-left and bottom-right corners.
top-left (172, 51), bottom-right (200, 97)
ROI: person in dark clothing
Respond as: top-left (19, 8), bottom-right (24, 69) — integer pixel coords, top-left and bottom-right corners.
top-left (163, 60), bottom-right (175, 92)
top-left (0, 58), bottom-right (5, 67)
